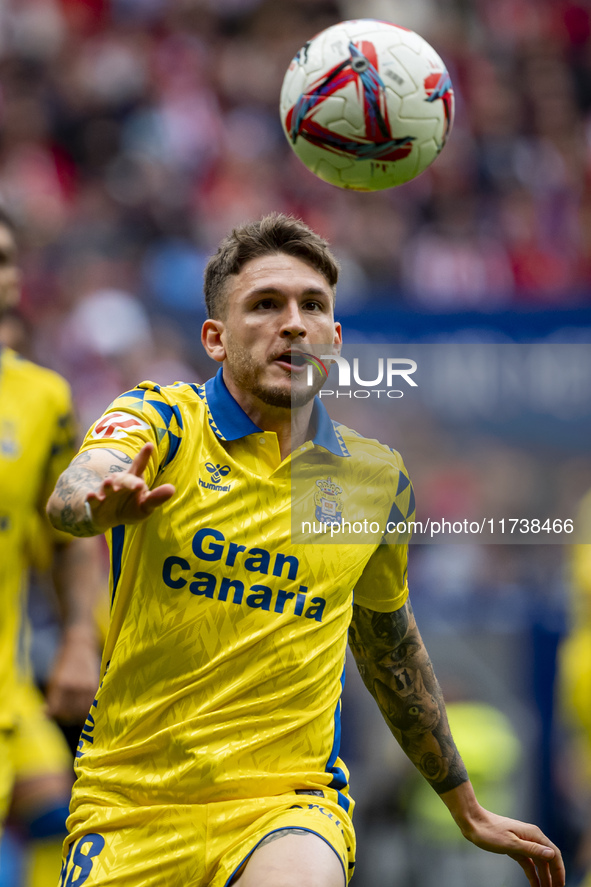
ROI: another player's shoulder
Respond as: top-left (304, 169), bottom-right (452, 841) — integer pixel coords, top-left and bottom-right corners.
top-left (1, 347), bottom-right (72, 407)
top-left (334, 419), bottom-right (407, 472)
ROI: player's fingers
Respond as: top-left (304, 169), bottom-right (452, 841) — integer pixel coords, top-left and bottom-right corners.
top-left (547, 846), bottom-right (566, 886)
top-left (88, 475), bottom-right (146, 508)
top-left (128, 442), bottom-right (155, 479)
top-left (508, 822), bottom-right (557, 864)
top-left (86, 480), bottom-right (116, 504)
top-left (105, 474), bottom-right (146, 493)
top-left (87, 478), bottom-right (122, 502)
top-left (534, 860), bottom-right (552, 887)
top-left (522, 841), bottom-right (555, 862)
top-left (140, 483), bottom-right (176, 515)
top-left (510, 840), bottom-right (564, 887)
top-left (509, 854), bottom-right (541, 887)
top-left (550, 853), bottom-right (566, 887)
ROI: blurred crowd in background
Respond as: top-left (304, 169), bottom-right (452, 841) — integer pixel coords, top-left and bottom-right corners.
top-left (1, 0), bottom-right (591, 885)
top-left (0, 0), bottom-right (591, 417)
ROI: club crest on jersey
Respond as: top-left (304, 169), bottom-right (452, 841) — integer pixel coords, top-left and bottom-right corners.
top-left (198, 462), bottom-right (232, 492)
top-left (91, 411), bottom-right (149, 440)
top-left (314, 477), bottom-right (343, 524)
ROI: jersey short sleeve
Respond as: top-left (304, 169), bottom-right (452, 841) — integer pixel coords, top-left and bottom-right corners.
top-left (353, 544), bottom-right (409, 612)
top-left (79, 382), bottom-right (184, 487)
top-left (352, 454), bottom-right (415, 613)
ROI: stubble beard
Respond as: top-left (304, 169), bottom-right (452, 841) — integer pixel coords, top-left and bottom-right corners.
top-left (224, 339), bottom-right (324, 409)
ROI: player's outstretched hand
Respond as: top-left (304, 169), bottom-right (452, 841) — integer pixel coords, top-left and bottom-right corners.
top-left (85, 443), bottom-right (175, 533)
top-left (461, 806), bottom-right (565, 887)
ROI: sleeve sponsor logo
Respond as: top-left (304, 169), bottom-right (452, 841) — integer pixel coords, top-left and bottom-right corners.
top-left (91, 411), bottom-right (149, 440)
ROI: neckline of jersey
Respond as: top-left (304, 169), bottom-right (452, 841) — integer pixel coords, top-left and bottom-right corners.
top-left (203, 367), bottom-right (349, 458)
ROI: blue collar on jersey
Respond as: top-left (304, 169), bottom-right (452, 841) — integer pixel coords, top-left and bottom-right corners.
top-left (203, 367), bottom-right (349, 457)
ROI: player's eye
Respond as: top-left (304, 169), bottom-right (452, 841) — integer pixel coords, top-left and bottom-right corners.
top-left (304, 300), bottom-right (322, 311)
top-left (255, 298), bottom-right (276, 310)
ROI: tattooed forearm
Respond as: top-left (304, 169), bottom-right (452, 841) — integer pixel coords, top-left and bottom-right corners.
top-left (54, 460), bottom-right (102, 503)
top-left (349, 600), bottom-right (468, 794)
top-left (47, 446), bottom-right (137, 537)
top-left (56, 504), bottom-right (95, 537)
top-left (48, 452), bottom-right (106, 537)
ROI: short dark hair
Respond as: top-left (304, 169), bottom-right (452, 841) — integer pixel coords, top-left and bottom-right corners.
top-left (203, 213), bottom-right (339, 318)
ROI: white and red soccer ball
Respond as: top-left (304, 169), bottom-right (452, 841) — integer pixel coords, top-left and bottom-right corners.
top-left (280, 19), bottom-right (454, 191)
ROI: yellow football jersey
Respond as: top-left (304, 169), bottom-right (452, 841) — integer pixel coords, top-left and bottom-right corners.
top-left (0, 346), bottom-right (77, 730)
top-left (71, 368), bottom-right (414, 816)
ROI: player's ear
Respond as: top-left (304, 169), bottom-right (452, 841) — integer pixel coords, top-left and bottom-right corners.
top-left (333, 322), bottom-right (342, 349)
top-left (202, 319), bottom-right (226, 363)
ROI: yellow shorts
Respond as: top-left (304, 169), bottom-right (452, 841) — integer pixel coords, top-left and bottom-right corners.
top-left (60, 791), bottom-right (356, 886)
top-left (11, 681), bottom-right (72, 782)
top-left (1, 681), bottom-right (71, 829)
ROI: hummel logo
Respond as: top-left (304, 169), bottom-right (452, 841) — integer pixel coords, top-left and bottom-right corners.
top-left (205, 463), bottom-right (231, 484)
top-left (198, 462), bottom-right (232, 492)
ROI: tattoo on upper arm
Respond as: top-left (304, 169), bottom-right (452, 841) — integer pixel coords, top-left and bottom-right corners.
top-left (102, 449), bottom-right (132, 464)
top-left (349, 600), bottom-right (468, 794)
top-left (259, 829), bottom-right (310, 848)
top-left (72, 452), bottom-right (91, 464)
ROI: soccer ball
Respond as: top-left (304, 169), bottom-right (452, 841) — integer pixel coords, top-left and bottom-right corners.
top-left (280, 19), bottom-right (454, 191)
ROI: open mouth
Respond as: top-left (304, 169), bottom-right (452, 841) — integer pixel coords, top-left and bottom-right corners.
top-left (273, 350), bottom-right (308, 373)
top-left (278, 351), bottom-right (307, 368)
top-left (273, 351), bottom-right (329, 376)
